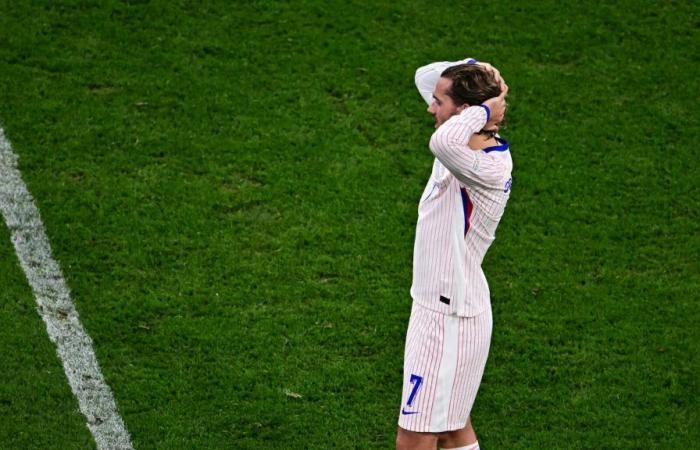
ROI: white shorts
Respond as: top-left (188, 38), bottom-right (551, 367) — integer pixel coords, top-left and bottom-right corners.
top-left (398, 302), bottom-right (492, 433)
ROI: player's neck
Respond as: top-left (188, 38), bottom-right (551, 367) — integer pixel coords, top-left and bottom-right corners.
top-left (468, 133), bottom-right (498, 150)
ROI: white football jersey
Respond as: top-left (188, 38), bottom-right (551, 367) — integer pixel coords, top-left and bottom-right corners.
top-left (410, 59), bottom-right (512, 317)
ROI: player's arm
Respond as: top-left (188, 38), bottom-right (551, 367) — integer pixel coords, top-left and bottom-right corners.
top-left (429, 99), bottom-right (508, 188)
top-left (415, 57), bottom-right (477, 105)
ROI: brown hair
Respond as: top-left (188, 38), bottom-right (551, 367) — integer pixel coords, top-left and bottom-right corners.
top-left (440, 63), bottom-right (505, 134)
top-left (440, 63), bottom-right (501, 107)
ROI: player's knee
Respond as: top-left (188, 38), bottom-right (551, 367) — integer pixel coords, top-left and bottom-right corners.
top-left (437, 425), bottom-right (477, 448)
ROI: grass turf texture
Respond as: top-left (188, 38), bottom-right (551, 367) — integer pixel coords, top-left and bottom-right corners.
top-left (0, 0), bottom-right (698, 448)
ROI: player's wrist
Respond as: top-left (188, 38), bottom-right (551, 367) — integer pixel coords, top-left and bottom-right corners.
top-left (477, 104), bottom-right (491, 122)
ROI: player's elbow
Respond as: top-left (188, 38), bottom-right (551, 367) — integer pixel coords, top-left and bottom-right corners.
top-left (414, 66), bottom-right (435, 97)
top-left (414, 66), bottom-right (429, 86)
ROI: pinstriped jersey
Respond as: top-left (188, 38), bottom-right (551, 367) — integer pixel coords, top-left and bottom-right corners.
top-left (410, 60), bottom-right (512, 317)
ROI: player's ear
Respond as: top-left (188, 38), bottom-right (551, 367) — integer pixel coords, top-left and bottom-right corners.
top-left (457, 103), bottom-right (470, 112)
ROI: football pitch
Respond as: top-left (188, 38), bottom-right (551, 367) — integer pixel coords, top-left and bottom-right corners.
top-left (0, 1), bottom-right (698, 448)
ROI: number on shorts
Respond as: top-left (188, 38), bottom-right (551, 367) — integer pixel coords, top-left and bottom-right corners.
top-left (406, 374), bottom-right (423, 407)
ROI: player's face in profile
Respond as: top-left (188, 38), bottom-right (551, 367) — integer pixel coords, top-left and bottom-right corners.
top-left (427, 77), bottom-right (460, 128)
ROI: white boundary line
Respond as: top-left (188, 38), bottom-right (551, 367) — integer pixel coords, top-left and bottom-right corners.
top-left (0, 127), bottom-right (133, 450)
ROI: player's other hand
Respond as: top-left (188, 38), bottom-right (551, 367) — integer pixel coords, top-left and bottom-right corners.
top-left (477, 61), bottom-right (508, 131)
top-left (477, 61), bottom-right (507, 93)
top-left (482, 80), bottom-right (508, 131)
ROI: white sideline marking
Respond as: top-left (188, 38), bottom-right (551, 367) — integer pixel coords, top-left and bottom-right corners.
top-left (0, 127), bottom-right (133, 450)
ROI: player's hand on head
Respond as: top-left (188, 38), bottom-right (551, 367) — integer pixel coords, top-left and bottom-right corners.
top-left (482, 84), bottom-right (508, 130)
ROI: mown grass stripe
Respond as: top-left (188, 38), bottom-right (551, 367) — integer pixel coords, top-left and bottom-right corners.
top-left (0, 127), bottom-right (133, 450)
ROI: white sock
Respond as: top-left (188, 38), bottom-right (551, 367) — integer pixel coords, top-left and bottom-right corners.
top-left (440, 442), bottom-right (479, 450)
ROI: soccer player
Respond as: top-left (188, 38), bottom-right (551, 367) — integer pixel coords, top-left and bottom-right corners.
top-left (396, 58), bottom-right (511, 450)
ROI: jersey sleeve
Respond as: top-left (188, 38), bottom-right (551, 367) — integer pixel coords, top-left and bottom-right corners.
top-left (414, 57), bottom-right (477, 105)
top-left (429, 106), bottom-right (505, 188)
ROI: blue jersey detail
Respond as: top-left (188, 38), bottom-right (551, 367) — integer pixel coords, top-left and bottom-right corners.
top-left (483, 137), bottom-right (509, 153)
top-left (504, 177), bottom-right (513, 193)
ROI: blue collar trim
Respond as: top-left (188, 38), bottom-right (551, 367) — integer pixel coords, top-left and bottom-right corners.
top-left (483, 137), bottom-right (509, 153)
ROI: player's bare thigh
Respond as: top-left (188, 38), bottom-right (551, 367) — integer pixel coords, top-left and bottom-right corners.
top-left (396, 427), bottom-right (437, 450)
top-left (397, 417), bottom-right (477, 450)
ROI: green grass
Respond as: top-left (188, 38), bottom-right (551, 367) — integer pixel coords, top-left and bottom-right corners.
top-left (0, 0), bottom-right (698, 448)
top-left (0, 223), bottom-right (96, 449)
